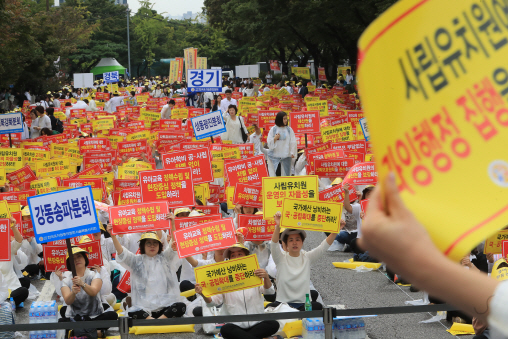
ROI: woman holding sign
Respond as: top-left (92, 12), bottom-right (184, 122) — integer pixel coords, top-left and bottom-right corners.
top-left (59, 246), bottom-right (118, 337)
top-left (267, 112), bottom-right (297, 177)
top-left (222, 105), bottom-right (249, 144)
top-left (108, 218), bottom-right (187, 320)
top-left (194, 243), bottom-right (279, 339)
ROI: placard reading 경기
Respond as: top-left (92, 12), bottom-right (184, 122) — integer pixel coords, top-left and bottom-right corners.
top-left (27, 186), bottom-right (100, 244)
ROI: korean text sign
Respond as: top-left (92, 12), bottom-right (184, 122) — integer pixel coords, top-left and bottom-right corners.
top-left (237, 215), bottom-right (275, 241)
top-left (289, 111), bottom-right (321, 134)
top-left (174, 214), bottom-right (222, 231)
top-left (484, 230), bottom-right (508, 255)
top-left (0, 112), bottom-right (24, 134)
top-left (190, 110), bottom-right (227, 140)
top-left (173, 218), bottom-right (236, 258)
top-left (224, 155), bottom-right (267, 187)
top-left (280, 198), bottom-right (342, 233)
top-left (161, 147), bottom-right (213, 184)
top-left (139, 168), bottom-right (195, 207)
top-left (109, 201), bottom-right (169, 235)
top-left (43, 240), bottom-right (102, 272)
top-left (262, 175), bottom-right (319, 220)
top-left (233, 183), bottom-right (262, 208)
top-left (358, 0), bottom-right (508, 260)
top-left (187, 69), bottom-right (222, 92)
top-left (0, 219), bottom-right (11, 261)
top-left (194, 254), bottom-right (262, 297)
top-left (27, 186), bottom-right (100, 244)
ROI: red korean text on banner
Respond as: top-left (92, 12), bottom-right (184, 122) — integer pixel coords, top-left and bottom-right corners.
top-left (360, 199), bottom-right (369, 215)
top-left (331, 140), bottom-right (366, 155)
top-left (344, 151), bottom-right (365, 164)
top-left (113, 179), bottom-right (138, 191)
top-left (224, 144), bottom-right (254, 159)
top-left (109, 201), bottom-right (169, 235)
top-left (503, 241), bottom-right (508, 259)
top-left (314, 158), bottom-right (356, 178)
top-left (289, 111), bottom-right (321, 134)
top-left (233, 184), bottom-right (262, 208)
top-left (224, 155), bottom-right (267, 187)
top-left (6, 165), bottom-right (37, 186)
top-left (180, 141), bottom-right (210, 151)
top-left (119, 188), bottom-right (142, 205)
top-left (305, 142), bottom-right (332, 159)
top-left (21, 219), bottom-right (34, 238)
top-left (174, 214), bottom-right (222, 231)
top-left (117, 271), bottom-right (131, 293)
top-left (43, 240), bottom-right (102, 272)
top-left (9, 212), bottom-right (22, 238)
top-left (343, 162), bottom-right (378, 185)
top-left (257, 110), bottom-right (278, 128)
top-left (0, 190), bottom-right (36, 205)
top-left (319, 184), bottom-right (357, 203)
top-left (139, 168), bottom-right (195, 207)
top-left (193, 205), bottom-right (220, 215)
top-left (307, 149), bottom-right (345, 169)
top-left (0, 219), bottom-right (11, 261)
top-left (173, 218), bottom-right (236, 258)
top-left (161, 147), bottom-right (213, 184)
top-left (117, 140), bottom-right (147, 158)
top-left (70, 165), bottom-right (104, 178)
top-left (82, 156), bottom-right (113, 172)
top-left (237, 215), bottom-right (276, 242)
top-left (47, 235), bottom-right (93, 246)
top-left (79, 138), bottom-right (111, 151)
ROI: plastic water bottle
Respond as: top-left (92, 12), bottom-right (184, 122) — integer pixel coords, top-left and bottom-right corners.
top-left (318, 318), bottom-right (325, 338)
top-left (352, 318), bottom-right (360, 339)
top-left (358, 318), bottom-right (366, 339)
top-left (36, 305), bottom-right (43, 323)
top-left (344, 320), bottom-right (353, 339)
top-left (9, 297), bottom-right (15, 312)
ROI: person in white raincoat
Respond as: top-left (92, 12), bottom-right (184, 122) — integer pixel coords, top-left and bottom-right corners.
top-left (267, 111), bottom-right (297, 176)
top-left (194, 243), bottom-right (279, 339)
top-left (108, 214), bottom-right (186, 320)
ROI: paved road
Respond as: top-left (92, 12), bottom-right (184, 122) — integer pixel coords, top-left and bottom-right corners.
top-left (14, 231), bottom-right (472, 339)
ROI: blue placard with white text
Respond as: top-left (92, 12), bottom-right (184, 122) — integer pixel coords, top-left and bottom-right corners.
top-left (190, 110), bottom-right (227, 140)
top-left (0, 112), bottom-right (24, 134)
top-left (359, 117), bottom-right (370, 141)
top-left (28, 186), bottom-right (100, 244)
top-left (187, 69), bottom-right (222, 92)
top-left (103, 71), bottom-right (120, 84)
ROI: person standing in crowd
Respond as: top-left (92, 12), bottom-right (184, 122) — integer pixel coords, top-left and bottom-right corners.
top-left (151, 84), bottom-right (163, 98)
top-left (297, 82), bottom-right (308, 98)
top-left (265, 71), bottom-right (273, 84)
top-left (194, 243), bottom-right (279, 339)
top-left (220, 89), bottom-right (237, 112)
top-left (244, 83), bottom-right (256, 97)
top-left (345, 69), bottom-right (354, 85)
top-left (52, 94), bottom-right (61, 108)
top-left (267, 111), bottom-right (297, 176)
top-left (108, 92), bottom-right (127, 112)
top-left (249, 124), bottom-right (264, 156)
top-left (160, 99), bottom-right (175, 119)
top-left (222, 105), bottom-right (248, 144)
top-left (30, 106), bottom-right (52, 138)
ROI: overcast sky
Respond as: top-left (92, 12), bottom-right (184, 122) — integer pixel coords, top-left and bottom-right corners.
top-left (127, 0), bottom-right (205, 17)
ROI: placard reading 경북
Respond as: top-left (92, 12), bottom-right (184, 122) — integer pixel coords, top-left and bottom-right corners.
top-left (173, 218), bottom-right (236, 258)
top-left (27, 186), bottom-right (100, 244)
top-left (109, 201), bottom-right (169, 235)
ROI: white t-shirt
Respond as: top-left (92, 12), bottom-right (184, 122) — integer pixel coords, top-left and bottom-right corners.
top-left (351, 204), bottom-right (362, 238)
top-left (266, 74), bottom-right (272, 84)
top-left (220, 98), bottom-right (237, 113)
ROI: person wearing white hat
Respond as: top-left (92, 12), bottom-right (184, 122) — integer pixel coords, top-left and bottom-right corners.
top-left (108, 214), bottom-right (186, 320)
top-left (270, 212), bottom-right (337, 311)
top-left (194, 243), bottom-right (279, 339)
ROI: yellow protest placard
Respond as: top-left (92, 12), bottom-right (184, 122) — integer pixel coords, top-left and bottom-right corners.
top-left (306, 100), bottom-right (328, 117)
top-left (92, 118), bottom-right (115, 132)
top-left (136, 95), bottom-right (149, 104)
top-left (92, 188), bottom-right (103, 202)
top-left (172, 108), bottom-right (189, 119)
top-left (70, 118), bottom-right (87, 126)
top-left (108, 135), bottom-right (124, 149)
top-left (262, 175), bottom-right (319, 220)
top-left (357, 0), bottom-right (508, 260)
top-left (280, 198), bottom-right (342, 233)
top-left (8, 202), bottom-right (20, 213)
top-left (118, 167), bottom-right (142, 180)
top-left (194, 254), bottom-right (262, 297)
top-left (122, 161), bottom-right (152, 170)
top-left (277, 88), bottom-right (290, 97)
top-left (238, 100), bottom-right (256, 110)
top-left (365, 154), bottom-right (374, 162)
top-left (321, 123), bottom-right (353, 143)
top-left (21, 141), bottom-right (43, 148)
top-left (0, 148), bottom-right (24, 173)
top-left (0, 168), bottom-right (5, 186)
top-left (36, 158), bottom-right (73, 178)
top-left (140, 110), bottom-right (160, 124)
top-left (50, 143), bottom-right (66, 158)
top-left (82, 172), bottom-right (115, 191)
top-left (54, 111), bottom-right (67, 121)
top-left (226, 186), bottom-right (235, 210)
top-left (292, 67), bottom-right (310, 79)
top-left (0, 201), bottom-right (11, 218)
top-left (211, 148), bottom-right (241, 160)
top-left (64, 146), bottom-right (82, 166)
top-left (194, 185), bottom-right (206, 205)
top-left (30, 178), bottom-right (59, 195)
top-left (212, 160), bottom-right (224, 178)
top-left (126, 130), bottom-right (150, 142)
top-left (337, 66), bottom-right (351, 79)
top-left (484, 230), bottom-right (508, 255)
top-left (307, 85), bottom-right (316, 92)
top-left (22, 149), bottom-right (50, 169)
